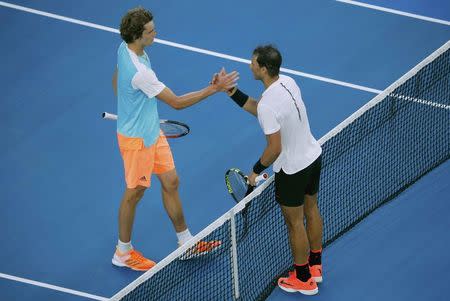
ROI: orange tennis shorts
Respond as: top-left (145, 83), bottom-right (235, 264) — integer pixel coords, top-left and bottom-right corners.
top-left (117, 132), bottom-right (175, 188)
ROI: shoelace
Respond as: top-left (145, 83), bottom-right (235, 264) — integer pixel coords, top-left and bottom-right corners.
top-left (196, 241), bottom-right (220, 252)
top-left (129, 250), bottom-right (147, 262)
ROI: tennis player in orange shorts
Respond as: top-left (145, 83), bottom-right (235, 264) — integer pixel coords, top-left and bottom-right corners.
top-left (111, 7), bottom-right (238, 271)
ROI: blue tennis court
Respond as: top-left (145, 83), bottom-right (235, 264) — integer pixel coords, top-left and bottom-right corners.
top-left (1, 1), bottom-right (449, 300)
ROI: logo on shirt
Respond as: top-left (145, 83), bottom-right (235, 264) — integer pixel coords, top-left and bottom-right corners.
top-left (280, 82), bottom-right (302, 122)
top-left (139, 176), bottom-right (147, 182)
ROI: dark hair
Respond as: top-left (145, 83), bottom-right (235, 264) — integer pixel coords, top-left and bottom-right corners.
top-left (252, 45), bottom-right (282, 77)
top-left (120, 7), bottom-right (153, 43)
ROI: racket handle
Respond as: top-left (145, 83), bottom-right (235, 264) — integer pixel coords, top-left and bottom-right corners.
top-left (255, 172), bottom-right (269, 184)
top-left (102, 112), bottom-right (118, 120)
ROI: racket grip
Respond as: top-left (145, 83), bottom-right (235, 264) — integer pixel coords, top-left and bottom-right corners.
top-left (102, 112), bottom-right (118, 120)
top-left (255, 172), bottom-right (269, 184)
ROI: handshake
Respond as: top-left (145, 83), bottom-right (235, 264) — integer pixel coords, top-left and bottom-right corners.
top-left (209, 67), bottom-right (239, 93)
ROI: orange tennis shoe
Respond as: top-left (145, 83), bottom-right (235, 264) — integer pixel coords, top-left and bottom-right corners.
top-left (278, 273), bottom-right (318, 295)
top-left (179, 240), bottom-right (222, 260)
top-left (112, 249), bottom-right (156, 271)
top-left (310, 264), bottom-right (323, 283)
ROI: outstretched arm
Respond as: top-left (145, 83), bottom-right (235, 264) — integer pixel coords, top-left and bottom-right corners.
top-left (156, 71), bottom-right (239, 110)
top-left (227, 87), bottom-right (258, 117)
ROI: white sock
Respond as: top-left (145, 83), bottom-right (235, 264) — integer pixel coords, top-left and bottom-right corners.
top-left (176, 229), bottom-right (193, 246)
top-left (117, 239), bottom-right (133, 253)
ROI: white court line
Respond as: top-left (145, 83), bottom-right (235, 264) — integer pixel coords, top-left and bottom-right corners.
top-left (0, 272), bottom-right (109, 301)
top-left (0, 1), bottom-right (382, 94)
top-left (337, 0), bottom-right (450, 26)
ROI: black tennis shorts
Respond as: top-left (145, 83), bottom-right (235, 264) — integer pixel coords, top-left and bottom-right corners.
top-left (275, 155), bottom-right (322, 207)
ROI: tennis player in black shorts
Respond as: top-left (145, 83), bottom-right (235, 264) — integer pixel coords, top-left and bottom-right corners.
top-left (221, 45), bottom-right (324, 296)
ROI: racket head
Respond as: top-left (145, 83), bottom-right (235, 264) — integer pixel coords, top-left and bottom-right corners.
top-left (225, 168), bottom-right (254, 203)
top-left (160, 120), bottom-right (190, 138)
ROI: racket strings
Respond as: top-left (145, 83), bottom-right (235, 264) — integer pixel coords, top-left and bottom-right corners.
top-left (227, 171), bottom-right (249, 202)
top-left (160, 123), bottom-right (187, 136)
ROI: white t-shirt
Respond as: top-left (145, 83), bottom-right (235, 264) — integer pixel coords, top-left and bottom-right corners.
top-left (257, 74), bottom-right (322, 174)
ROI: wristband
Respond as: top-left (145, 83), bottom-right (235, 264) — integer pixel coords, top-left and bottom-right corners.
top-left (253, 159), bottom-right (267, 174)
top-left (229, 88), bottom-right (249, 107)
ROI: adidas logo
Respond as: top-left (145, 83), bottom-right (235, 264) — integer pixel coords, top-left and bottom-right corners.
top-left (280, 280), bottom-right (293, 287)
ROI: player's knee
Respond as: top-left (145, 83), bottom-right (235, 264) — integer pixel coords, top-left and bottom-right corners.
top-left (164, 175), bottom-right (179, 192)
top-left (135, 186), bottom-right (146, 198)
top-left (304, 203), bottom-right (318, 218)
top-left (127, 186), bottom-right (146, 204)
top-left (284, 216), bottom-right (303, 231)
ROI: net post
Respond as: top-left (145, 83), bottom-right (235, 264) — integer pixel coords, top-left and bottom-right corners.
top-left (229, 210), bottom-right (240, 300)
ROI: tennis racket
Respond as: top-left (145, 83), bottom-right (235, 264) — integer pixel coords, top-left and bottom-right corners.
top-left (225, 168), bottom-right (268, 241)
top-left (225, 168), bottom-right (268, 203)
top-left (102, 112), bottom-right (190, 138)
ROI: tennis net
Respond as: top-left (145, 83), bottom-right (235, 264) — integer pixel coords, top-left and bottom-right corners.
top-left (111, 40), bottom-right (449, 301)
